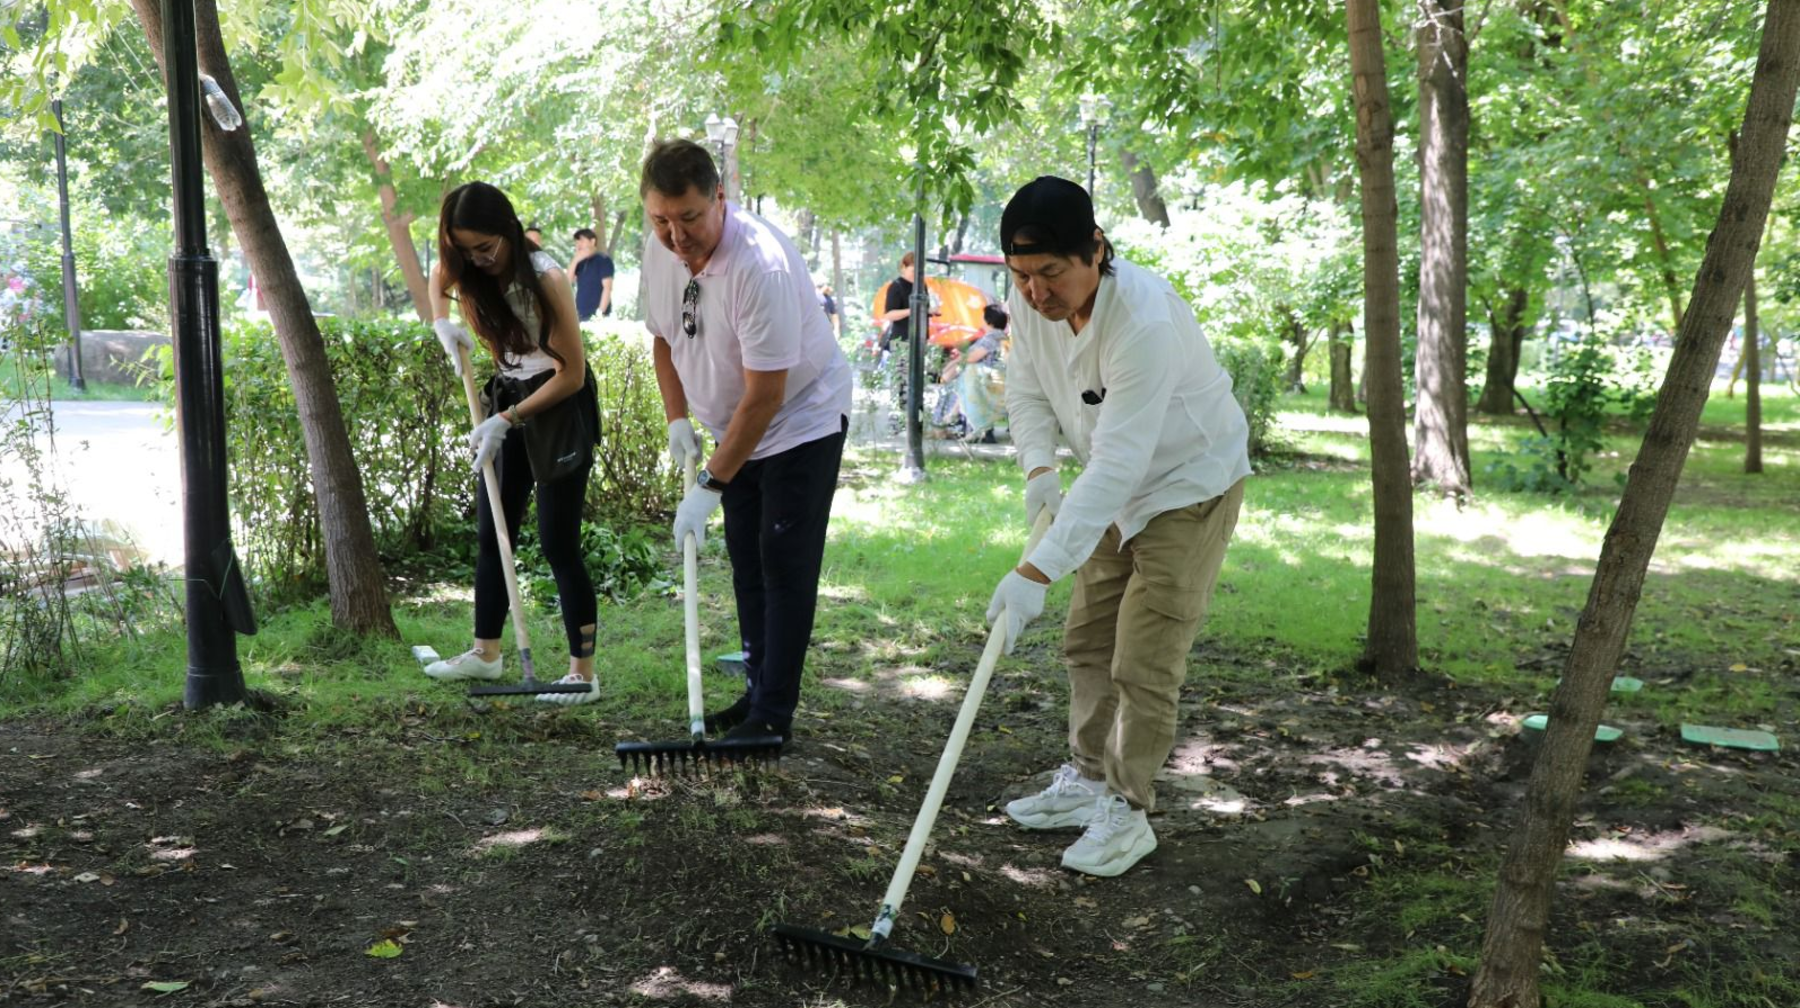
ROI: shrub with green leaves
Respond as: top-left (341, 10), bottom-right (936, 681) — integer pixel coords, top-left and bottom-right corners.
top-left (185, 317), bottom-right (676, 606)
top-left (1489, 339), bottom-right (1661, 492)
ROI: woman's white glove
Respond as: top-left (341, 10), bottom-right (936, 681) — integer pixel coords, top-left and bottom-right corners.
top-left (1025, 470), bottom-right (1062, 526)
top-left (672, 480), bottom-right (723, 548)
top-left (433, 318), bottom-right (475, 377)
top-left (985, 570), bottom-right (1049, 655)
top-left (667, 418), bottom-right (703, 470)
top-left (469, 413), bottom-right (513, 473)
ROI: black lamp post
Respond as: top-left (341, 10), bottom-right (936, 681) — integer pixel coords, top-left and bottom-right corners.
top-left (51, 99), bottom-right (85, 392)
top-left (1078, 93), bottom-right (1112, 194)
top-left (161, 0), bottom-right (256, 710)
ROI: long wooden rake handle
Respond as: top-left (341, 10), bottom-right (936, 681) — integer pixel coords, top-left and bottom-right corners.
top-left (682, 456), bottom-right (704, 738)
top-left (457, 345), bottom-right (535, 682)
top-left (869, 509), bottom-right (1054, 944)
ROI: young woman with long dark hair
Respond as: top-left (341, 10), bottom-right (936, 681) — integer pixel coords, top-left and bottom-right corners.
top-left (422, 181), bottom-right (602, 704)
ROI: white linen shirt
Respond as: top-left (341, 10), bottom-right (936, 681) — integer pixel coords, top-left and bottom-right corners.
top-left (1006, 256), bottom-right (1252, 583)
top-left (643, 203), bottom-right (852, 458)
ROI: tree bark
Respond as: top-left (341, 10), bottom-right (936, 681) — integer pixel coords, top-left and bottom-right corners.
top-left (1746, 270), bottom-right (1763, 473)
top-left (830, 230), bottom-right (845, 340)
top-left (1282, 309), bottom-right (1309, 392)
top-left (591, 192), bottom-right (608, 249)
top-left (1119, 150), bottom-right (1172, 227)
top-left (1478, 286), bottom-right (1529, 414)
top-left (1641, 176), bottom-right (1687, 336)
top-left (1469, 4), bottom-right (1800, 1003)
top-left (132, 0), bottom-right (396, 638)
top-left (1412, 0), bottom-right (1473, 495)
top-left (1329, 319), bottom-right (1357, 412)
top-left (359, 128), bottom-right (431, 325)
top-left (1347, 0), bottom-right (1418, 676)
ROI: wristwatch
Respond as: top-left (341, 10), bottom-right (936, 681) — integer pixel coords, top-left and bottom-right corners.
top-left (697, 468), bottom-right (730, 493)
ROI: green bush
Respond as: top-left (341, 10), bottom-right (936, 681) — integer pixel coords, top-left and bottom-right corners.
top-left (1489, 339), bottom-right (1659, 493)
top-left (1215, 340), bottom-right (1284, 458)
top-left (163, 317), bottom-right (676, 606)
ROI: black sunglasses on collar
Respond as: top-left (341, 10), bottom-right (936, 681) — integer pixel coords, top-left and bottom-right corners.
top-left (681, 279), bottom-right (700, 338)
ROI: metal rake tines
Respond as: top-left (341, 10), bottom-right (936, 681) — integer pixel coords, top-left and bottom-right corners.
top-left (614, 740), bottom-right (781, 776)
top-left (772, 924), bottom-right (976, 996)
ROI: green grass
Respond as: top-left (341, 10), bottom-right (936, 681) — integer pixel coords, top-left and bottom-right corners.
top-left (0, 352), bottom-right (159, 402)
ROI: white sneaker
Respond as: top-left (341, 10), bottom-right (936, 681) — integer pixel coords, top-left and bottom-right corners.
top-left (423, 648), bottom-right (504, 681)
top-left (535, 674), bottom-right (599, 706)
top-left (1060, 794), bottom-right (1156, 877)
top-left (1004, 764), bottom-right (1109, 829)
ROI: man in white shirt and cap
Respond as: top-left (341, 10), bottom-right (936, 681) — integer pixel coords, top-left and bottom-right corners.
top-left (987, 175), bottom-right (1250, 877)
top-left (640, 138), bottom-right (853, 746)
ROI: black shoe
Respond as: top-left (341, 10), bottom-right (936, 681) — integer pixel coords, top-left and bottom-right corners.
top-left (723, 718), bottom-right (790, 745)
top-left (704, 694), bottom-right (753, 734)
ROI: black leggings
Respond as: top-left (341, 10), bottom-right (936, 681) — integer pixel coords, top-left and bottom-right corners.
top-left (473, 426), bottom-right (596, 656)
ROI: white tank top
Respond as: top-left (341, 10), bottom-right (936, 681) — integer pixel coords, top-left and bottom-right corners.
top-left (498, 251), bottom-right (561, 380)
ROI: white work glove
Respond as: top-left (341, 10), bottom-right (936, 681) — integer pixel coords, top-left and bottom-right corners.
top-left (672, 480), bottom-right (723, 548)
top-left (985, 570), bottom-right (1048, 656)
top-left (667, 418), bottom-right (703, 471)
top-left (433, 318), bottom-right (475, 377)
top-left (469, 413), bottom-right (513, 473)
top-left (1024, 470), bottom-right (1063, 526)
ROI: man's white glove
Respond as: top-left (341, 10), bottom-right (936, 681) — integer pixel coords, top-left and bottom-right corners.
top-left (985, 570), bottom-right (1048, 656)
top-left (469, 413), bottom-right (513, 473)
top-left (1025, 470), bottom-right (1063, 526)
top-left (667, 418), bottom-right (703, 471)
top-left (672, 481), bottom-right (723, 548)
top-left (433, 318), bottom-right (475, 377)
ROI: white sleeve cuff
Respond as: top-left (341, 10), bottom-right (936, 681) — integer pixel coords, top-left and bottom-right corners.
top-left (1026, 538), bottom-right (1078, 585)
top-left (1019, 448), bottom-right (1056, 475)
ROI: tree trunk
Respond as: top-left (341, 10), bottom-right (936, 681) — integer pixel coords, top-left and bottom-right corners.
top-left (132, 0), bottom-right (396, 638)
top-left (591, 192), bottom-right (608, 249)
top-left (359, 128), bottom-right (431, 325)
top-left (1329, 319), bottom-right (1357, 412)
top-left (950, 212), bottom-right (970, 256)
top-left (1412, 0), bottom-right (1473, 496)
top-left (1347, 0), bottom-right (1418, 676)
top-left (1282, 309), bottom-right (1309, 392)
top-left (1746, 270), bottom-right (1763, 473)
top-left (1641, 175), bottom-right (1686, 336)
top-left (1468, 5), bottom-right (1800, 1004)
top-left (607, 209), bottom-right (629, 258)
top-left (1478, 286), bottom-right (1529, 414)
top-left (1119, 150), bottom-right (1172, 227)
top-left (830, 230), bottom-right (844, 340)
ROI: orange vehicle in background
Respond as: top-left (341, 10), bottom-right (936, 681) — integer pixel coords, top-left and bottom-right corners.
top-left (870, 275), bottom-right (995, 347)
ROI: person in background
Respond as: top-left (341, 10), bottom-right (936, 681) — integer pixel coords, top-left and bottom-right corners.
top-left (423, 182), bottom-right (602, 704)
top-left (524, 225), bottom-right (544, 248)
top-left (876, 251), bottom-right (915, 357)
top-left (571, 227), bottom-right (615, 321)
top-left (944, 303), bottom-right (1006, 443)
top-left (817, 281), bottom-right (840, 338)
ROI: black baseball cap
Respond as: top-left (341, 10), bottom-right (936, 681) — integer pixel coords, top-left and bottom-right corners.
top-left (1000, 176), bottom-right (1098, 257)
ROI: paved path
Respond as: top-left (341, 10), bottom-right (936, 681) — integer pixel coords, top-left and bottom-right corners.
top-left (1, 400), bottom-right (183, 568)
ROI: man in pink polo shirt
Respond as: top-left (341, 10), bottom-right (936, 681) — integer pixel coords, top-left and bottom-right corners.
top-left (640, 139), bottom-right (853, 746)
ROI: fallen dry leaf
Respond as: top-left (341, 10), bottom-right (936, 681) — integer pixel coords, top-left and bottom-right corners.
top-left (1245, 879), bottom-right (1262, 895)
top-left (940, 912), bottom-right (957, 935)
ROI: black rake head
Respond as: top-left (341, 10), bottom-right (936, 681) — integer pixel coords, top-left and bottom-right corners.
top-left (614, 736), bottom-right (783, 776)
top-left (772, 922), bottom-right (977, 996)
top-left (467, 681), bottom-right (596, 697)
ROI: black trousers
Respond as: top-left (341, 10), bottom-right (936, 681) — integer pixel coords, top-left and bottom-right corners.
top-left (720, 420), bottom-right (846, 727)
top-left (474, 427), bottom-right (596, 654)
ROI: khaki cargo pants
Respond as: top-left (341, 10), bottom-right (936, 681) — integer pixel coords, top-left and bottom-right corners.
top-left (1062, 480), bottom-right (1244, 813)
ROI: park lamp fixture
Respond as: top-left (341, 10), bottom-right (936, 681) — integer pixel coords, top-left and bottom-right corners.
top-left (1077, 92), bottom-right (1113, 130)
top-left (199, 74), bottom-right (242, 132)
top-left (703, 112), bottom-right (740, 151)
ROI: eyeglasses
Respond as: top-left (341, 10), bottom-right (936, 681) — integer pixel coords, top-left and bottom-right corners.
top-left (462, 236), bottom-right (503, 267)
top-left (681, 279), bottom-right (700, 338)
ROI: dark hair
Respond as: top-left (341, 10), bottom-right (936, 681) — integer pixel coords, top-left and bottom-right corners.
top-left (573, 227), bottom-right (597, 241)
top-left (1006, 225), bottom-right (1116, 276)
top-left (437, 182), bottom-right (564, 368)
top-left (983, 304), bottom-right (1009, 330)
top-left (640, 139), bottom-right (721, 199)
